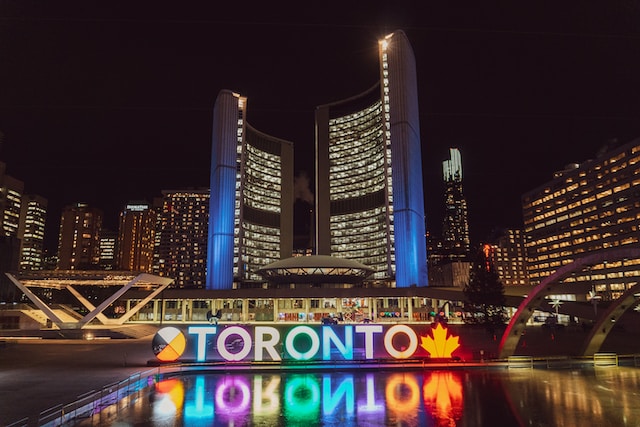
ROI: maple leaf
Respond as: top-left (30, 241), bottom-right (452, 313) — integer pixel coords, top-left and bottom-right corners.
top-left (420, 323), bottom-right (460, 358)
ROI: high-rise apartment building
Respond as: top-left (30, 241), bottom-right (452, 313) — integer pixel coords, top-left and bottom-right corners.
top-left (442, 148), bottom-right (470, 259)
top-left (57, 203), bottom-right (103, 270)
top-left (485, 228), bottom-right (529, 286)
top-left (157, 189), bottom-right (209, 288)
top-left (116, 202), bottom-right (156, 272)
top-left (315, 31), bottom-right (428, 288)
top-left (522, 138), bottom-right (640, 299)
top-left (17, 194), bottom-right (47, 271)
top-left (207, 92), bottom-right (294, 290)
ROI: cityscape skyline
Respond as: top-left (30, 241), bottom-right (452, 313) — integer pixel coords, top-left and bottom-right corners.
top-left (1, 3), bottom-right (639, 253)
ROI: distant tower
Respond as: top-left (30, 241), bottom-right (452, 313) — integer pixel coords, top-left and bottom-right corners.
top-left (116, 202), bottom-right (156, 272)
top-left (207, 91), bottom-right (294, 290)
top-left (442, 148), bottom-right (470, 259)
top-left (315, 30), bottom-right (428, 287)
top-left (18, 194), bottom-right (48, 271)
top-left (156, 189), bottom-right (209, 288)
top-left (57, 203), bottom-right (103, 270)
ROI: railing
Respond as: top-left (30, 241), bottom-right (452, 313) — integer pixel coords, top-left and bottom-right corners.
top-left (593, 352), bottom-right (619, 367)
top-left (507, 355), bottom-right (533, 369)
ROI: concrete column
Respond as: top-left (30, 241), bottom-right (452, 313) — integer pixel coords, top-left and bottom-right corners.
top-left (153, 300), bottom-right (159, 323)
top-left (181, 300), bottom-right (187, 323)
top-left (242, 299), bottom-right (248, 323)
top-left (407, 297), bottom-right (413, 322)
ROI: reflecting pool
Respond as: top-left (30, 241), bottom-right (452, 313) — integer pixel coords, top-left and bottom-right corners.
top-left (79, 367), bottom-right (640, 426)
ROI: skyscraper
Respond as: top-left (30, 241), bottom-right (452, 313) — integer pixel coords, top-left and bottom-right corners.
top-left (99, 229), bottom-right (117, 270)
top-left (207, 91), bottom-right (294, 290)
top-left (156, 189), bottom-right (209, 288)
top-left (116, 202), bottom-right (156, 272)
top-left (18, 194), bottom-right (47, 271)
top-left (442, 148), bottom-right (470, 259)
top-left (56, 203), bottom-right (103, 270)
top-left (315, 30), bottom-right (428, 287)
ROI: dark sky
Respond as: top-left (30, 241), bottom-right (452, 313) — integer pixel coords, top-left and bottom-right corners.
top-left (1, 2), bottom-right (639, 252)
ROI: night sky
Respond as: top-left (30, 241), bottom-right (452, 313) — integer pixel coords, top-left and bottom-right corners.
top-left (1, 2), bottom-right (639, 252)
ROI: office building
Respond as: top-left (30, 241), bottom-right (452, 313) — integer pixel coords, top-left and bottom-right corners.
top-left (442, 148), bottom-right (470, 259)
top-left (17, 194), bottom-right (47, 271)
top-left (56, 203), bottom-right (103, 270)
top-left (116, 202), bottom-right (156, 272)
top-left (522, 138), bottom-right (640, 299)
top-left (485, 228), bottom-right (529, 286)
top-left (207, 91), bottom-right (294, 290)
top-left (156, 189), bottom-right (209, 288)
top-left (315, 30), bottom-right (428, 287)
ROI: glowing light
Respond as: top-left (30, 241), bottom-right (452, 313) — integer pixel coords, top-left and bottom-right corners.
top-left (184, 376), bottom-right (214, 421)
top-left (154, 327), bottom-right (187, 362)
top-left (420, 323), bottom-right (460, 358)
top-left (215, 377), bottom-right (251, 414)
top-left (284, 376), bottom-right (321, 422)
top-left (385, 374), bottom-right (420, 415)
top-left (285, 326), bottom-right (320, 360)
top-left (384, 324), bottom-right (418, 359)
top-left (253, 375), bottom-right (281, 416)
top-left (217, 326), bottom-right (252, 361)
top-left (154, 378), bottom-right (184, 417)
top-left (322, 325), bottom-right (353, 360)
top-left (423, 371), bottom-right (463, 424)
top-left (322, 375), bottom-right (354, 416)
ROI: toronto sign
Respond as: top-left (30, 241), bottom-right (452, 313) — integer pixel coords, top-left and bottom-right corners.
top-left (152, 323), bottom-right (460, 363)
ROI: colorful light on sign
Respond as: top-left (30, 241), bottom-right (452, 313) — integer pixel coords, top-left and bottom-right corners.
top-left (152, 323), bottom-right (461, 363)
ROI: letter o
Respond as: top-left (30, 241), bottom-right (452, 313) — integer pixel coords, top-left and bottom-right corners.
top-left (217, 326), bottom-right (252, 361)
top-left (285, 326), bottom-right (320, 360)
top-left (383, 325), bottom-right (418, 359)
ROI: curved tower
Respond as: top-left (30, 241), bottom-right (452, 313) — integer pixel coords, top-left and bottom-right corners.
top-left (315, 30), bottom-right (428, 287)
top-left (207, 90), bottom-right (294, 290)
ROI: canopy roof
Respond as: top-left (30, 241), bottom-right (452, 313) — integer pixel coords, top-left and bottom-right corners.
top-left (255, 255), bottom-right (375, 285)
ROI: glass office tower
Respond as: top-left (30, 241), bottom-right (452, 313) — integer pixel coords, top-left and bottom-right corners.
top-left (207, 91), bottom-right (294, 290)
top-left (315, 31), bottom-right (428, 287)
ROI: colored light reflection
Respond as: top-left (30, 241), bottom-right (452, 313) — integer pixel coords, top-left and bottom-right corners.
top-left (215, 376), bottom-right (251, 423)
top-left (423, 371), bottom-right (463, 425)
top-left (184, 375), bottom-right (214, 422)
top-left (284, 375), bottom-right (321, 423)
top-left (153, 378), bottom-right (184, 418)
top-left (385, 374), bottom-right (421, 416)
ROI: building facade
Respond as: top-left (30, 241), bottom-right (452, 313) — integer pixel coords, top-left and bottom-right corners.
top-left (0, 162), bottom-right (24, 239)
top-left (442, 148), bottom-right (470, 259)
top-left (207, 91), bottom-right (294, 290)
top-left (99, 229), bottom-right (117, 270)
top-left (485, 229), bottom-right (529, 286)
top-left (156, 189), bottom-right (209, 288)
top-left (116, 202), bottom-right (156, 272)
top-left (17, 194), bottom-right (47, 271)
top-left (522, 138), bottom-right (640, 299)
top-left (56, 203), bottom-right (103, 270)
top-left (315, 30), bottom-right (428, 287)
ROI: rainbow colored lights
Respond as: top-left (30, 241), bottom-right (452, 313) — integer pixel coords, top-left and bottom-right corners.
top-left (152, 323), bottom-right (461, 363)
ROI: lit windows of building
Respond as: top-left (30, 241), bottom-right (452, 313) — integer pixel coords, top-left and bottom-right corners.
top-left (99, 229), bottom-right (117, 270)
top-left (442, 148), bottom-right (470, 260)
top-left (485, 228), bottom-right (529, 286)
top-left (18, 194), bottom-right (47, 271)
top-left (315, 30), bottom-right (428, 288)
top-left (522, 137), bottom-right (640, 299)
top-left (156, 190), bottom-right (209, 288)
top-left (57, 203), bottom-right (103, 270)
top-left (208, 92), bottom-right (294, 290)
top-left (116, 202), bottom-right (156, 272)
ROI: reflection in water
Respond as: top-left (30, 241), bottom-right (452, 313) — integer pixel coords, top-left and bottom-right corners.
top-left (85, 367), bottom-right (640, 426)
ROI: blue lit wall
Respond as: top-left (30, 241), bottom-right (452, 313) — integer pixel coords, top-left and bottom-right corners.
top-left (207, 90), bottom-right (239, 290)
top-left (384, 31), bottom-right (428, 287)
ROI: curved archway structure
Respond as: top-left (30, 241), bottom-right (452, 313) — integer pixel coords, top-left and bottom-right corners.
top-left (499, 247), bottom-right (640, 358)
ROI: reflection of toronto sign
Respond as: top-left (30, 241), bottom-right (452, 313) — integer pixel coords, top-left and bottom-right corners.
top-left (152, 323), bottom-right (460, 363)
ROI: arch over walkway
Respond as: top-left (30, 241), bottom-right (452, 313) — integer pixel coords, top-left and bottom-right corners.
top-left (499, 247), bottom-right (640, 358)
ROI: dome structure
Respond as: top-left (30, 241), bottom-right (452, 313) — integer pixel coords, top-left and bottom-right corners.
top-left (255, 255), bottom-right (374, 285)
